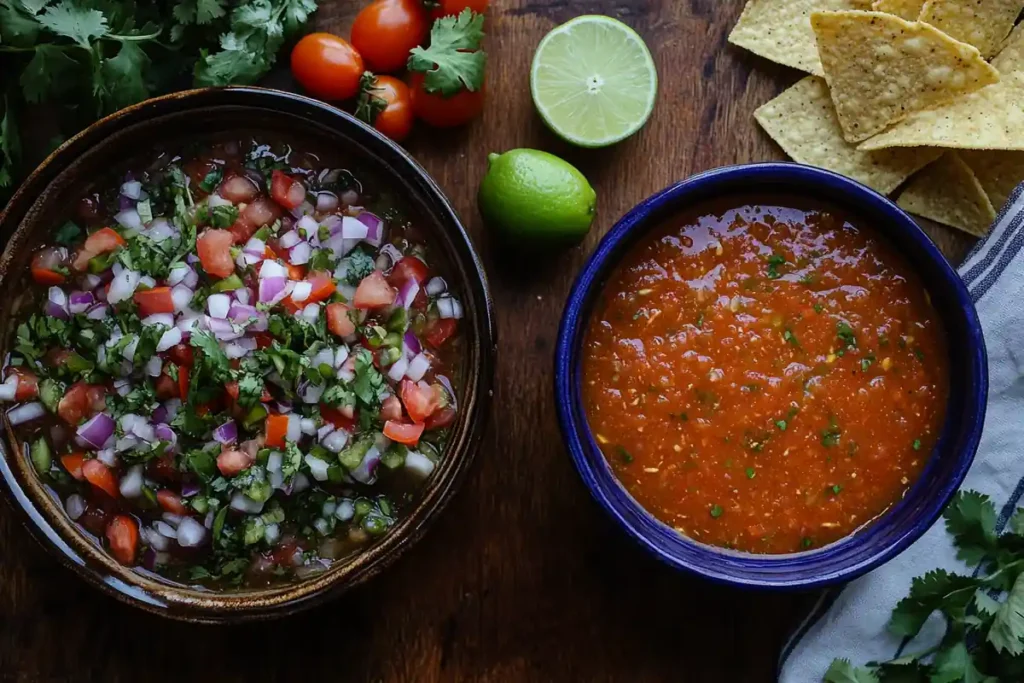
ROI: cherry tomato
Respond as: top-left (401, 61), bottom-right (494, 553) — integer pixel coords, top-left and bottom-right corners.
top-left (72, 227), bottom-right (126, 271)
top-left (218, 175), bottom-right (259, 203)
top-left (357, 74), bottom-right (414, 142)
top-left (156, 490), bottom-right (189, 516)
top-left (409, 73), bottom-right (485, 128)
top-left (291, 33), bottom-right (365, 100)
top-left (431, 0), bottom-right (489, 18)
top-left (351, 0), bottom-right (429, 74)
top-left (167, 343), bottom-right (195, 368)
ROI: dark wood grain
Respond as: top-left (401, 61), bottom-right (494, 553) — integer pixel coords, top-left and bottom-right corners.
top-left (0, 2), bottom-right (976, 682)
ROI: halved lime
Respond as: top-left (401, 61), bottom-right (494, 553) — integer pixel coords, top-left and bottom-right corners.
top-left (530, 15), bottom-right (658, 148)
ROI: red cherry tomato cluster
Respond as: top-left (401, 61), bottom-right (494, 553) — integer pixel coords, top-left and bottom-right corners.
top-left (289, 0), bottom-right (489, 142)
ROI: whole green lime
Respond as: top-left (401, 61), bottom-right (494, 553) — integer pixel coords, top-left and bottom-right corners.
top-left (478, 149), bottom-right (597, 245)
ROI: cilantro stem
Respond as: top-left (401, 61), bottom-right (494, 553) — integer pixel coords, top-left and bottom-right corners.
top-left (107, 30), bottom-right (164, 42)
top-left (0, 46), bottom-right (37, 53)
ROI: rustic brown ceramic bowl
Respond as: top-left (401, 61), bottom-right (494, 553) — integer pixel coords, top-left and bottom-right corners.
top-left (0, 87), bottom-right (496, 622)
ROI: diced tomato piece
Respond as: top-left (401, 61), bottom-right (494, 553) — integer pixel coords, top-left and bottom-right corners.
top-left (320, 404), bottom-right (357, 431)
top-left (58, 381), bottom-right (104, 425)
top-left (178, 365), bottom-right (189, 402)
top-left (287, 263), bottom-right (307, 280)
top-left (264, 245), bottom-right (278, 260)
top-left (271, 539), bottom-right (301, 567)
top-left (387, 256), bottom-right (430, 288)
top-left (425, 406), bottom-right (456, 430)
top-left (32, 247), bottom-right (68, 285)
top-left (82, 459), bottom-right (119, 498)
top-left (8, 367), bottom-right (39, 401)
top-left (241, 197), bottom-right (280, 229)
top-left (156, 489), bottom-right (189, 515)
top-left (61, 453), bottom-right (86, 480)
top-left (424, 318), bottom-right (458, 348)
top-left (399, 380), bottom-right (440, 423)
top-left (380, 395), bottom-right (404, 421)
top-left (270, 170), bottom-right (307, 210)
top-left (252, 332), bottom-right (275, 349)
top-left (148, 454), bottom-right (180, 483)
top-left (155, 372), bottom-right (179, 400)
top-left (228, 217), bottom-right (257, 245)
top-left (197, 229), bottom-right (236, 279)
top-left (167, 343), bottom-right (194, 368)
top-left (31, 268), bottom-right (65, 285)
top-left (306, 271), bottom-right (336, 302)
top-left (133, 286), bottom-right (175, 316)
top-left (354, 270), bottom-right (396, 309)
top-left (265, 413), bottom-right (289, 448)
top-left (383, 420), bottom-right (425, 446)
top-left (217, 175), bottom-right (259, 203)
top-left (105, 515), bottom-right (139, 566)
top-left (217, 448), bottom-right (255, 477)
top-left (225, 380), bottom-right (270, 404)
top-left (72, 227), bottom-right (125, 271)
top-left (327, 303), bottom-right (356, 338)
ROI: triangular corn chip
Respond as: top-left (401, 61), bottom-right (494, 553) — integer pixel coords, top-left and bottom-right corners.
top-left (960, 150), bottom-right (1024, 211)
top-left (992, 22), bottom-right (1024, 72)
top-left (755, 76), bottom-right (941, 194)
top-left (871, 0), bottom-right (925, 20)
top-left (897, 152), bottom-right (996, 235)
top-left (918, 0), bottom-right (1024, 58)
top-left (811, 10), bottom-right (1000, 142)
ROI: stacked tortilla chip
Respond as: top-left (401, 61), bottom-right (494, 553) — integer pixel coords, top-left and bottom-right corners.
top-left (730, 0), bottom-right (1024, 237)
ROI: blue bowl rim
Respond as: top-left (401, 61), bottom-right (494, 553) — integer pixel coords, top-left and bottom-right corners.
top-left (554, 162), bottom-right (989, 590)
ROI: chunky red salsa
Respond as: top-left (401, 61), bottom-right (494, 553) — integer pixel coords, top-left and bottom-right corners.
top-left (2, 136), bottom-right (464, 586)
top-left (582, 199), bottom-right (949, 553)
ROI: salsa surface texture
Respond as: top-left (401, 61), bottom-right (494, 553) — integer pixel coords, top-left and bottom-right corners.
top-left (581, 199), bottom-right (949, 553)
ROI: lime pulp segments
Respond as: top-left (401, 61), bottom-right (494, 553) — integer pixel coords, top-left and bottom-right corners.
top-left (530, 15), bottom-right (658, 148)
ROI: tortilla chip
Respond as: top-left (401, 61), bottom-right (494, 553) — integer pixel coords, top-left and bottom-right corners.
top-left (810, 11), bottom-right (1000, 142)
top-left (992, 22), bottom-right (1024, 72)
top-left (960, 150), bottom-right (1024, 210)
top-left (755, 76), bottom-right (941, 194)
top-left (918, 0), bottom-right (1024, 58)
top-left (729, 0), bottom-right (872, 75)
top-left (871, 0), bottom-right (925, 20)
top-left (859, 71), bottom-right (1024, 151)
top-left (897, 152), bottom-right (997, 236)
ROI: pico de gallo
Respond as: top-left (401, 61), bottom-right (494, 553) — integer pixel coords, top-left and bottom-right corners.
top-left (2, 137), bottom-right (463, 587)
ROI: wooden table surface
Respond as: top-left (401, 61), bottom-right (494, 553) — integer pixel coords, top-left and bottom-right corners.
top-left (0, 2), bottom-right (975, 682)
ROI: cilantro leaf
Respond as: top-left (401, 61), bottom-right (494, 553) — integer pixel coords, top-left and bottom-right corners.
top-left (54, 220), bottom-right (81, 246)
top-left (234, 372), bottom-right (264, 408)
top-left (931, 641), bottom-right (982, 683)
top-left (945, 490), bottom-right (998, 566)
top-left (1008, 507), bottom-right (1024, 536)
top-left (37, 1), bottom-right (108, 47)
top-left (20, 44), bottom-right (78, 105)
top-left (173, 0), bottom-right (227, 25)
top-left (0, 3), bottom-right (42, 47)
top-left (352, 348), bottom-right (385, 409)
top-left (96, 41), bottom-right (151, 113)
top-left (344, 248), bottom-right (376, 285)
top-left (889, 569), bottom-right (979, 639)
top-left (282, 0), bottom-right (316, 35)
top-left (823, 659), bottom-right (878, 683)
top-left (989, 573), bottom-right (1024, 655)
top-left (408, 9), bottom-right (486, 96)
top-left (0, 95), bottom-right (20, 188)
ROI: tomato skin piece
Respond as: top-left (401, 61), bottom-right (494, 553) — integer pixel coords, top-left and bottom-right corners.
top-left (425, 406), bottom-right (456, 430)
top-left (218, 175), bottom-right (259, 203)
top-left (217, 449), bottom-right (255, 477)
top-left (197, 229), bottom-right (236, 279)
top-left (241, 198), bottom-right (280, 230)
top-left (61, 453), bottom-right (86, 480)
top-left (409, 73), bottom-right (485, 128)
top-left (424, 318), bottom-right (458, 348)
top-left (327, 303), bottom-right (356, 338)
top-left (320, 404), bottom-right (357, 431)
top-left (156, 490), bottom-right (189, 515)
top-left (354, 270), bottom-right (396, 309)
top-left (9, 367), bottom-right (39, 401)
top-left (155, 372), bottom-right (179, 400)
top-left (387, 256), bottom-right (429, 287)
top-left (83, 459), bottom-right (119, 498)
top-left (351, 0), bottom-right (429, 74)
top-left (380, 395), bottom-right (404, 421)
top-left (431, 0), bottom-right (489, 18)
top-left (105, 515), bottom-right (139, 566)
top-left (31, 267), bottom-right (65, 285)
top-left (72, 227), bottom-right (126, 271)
top-left (265, 413), bottom-right (289, 449)
top-left (383, 420), bottom-right (425, 445)
top-left (291, 33), bottom-right (365, 100)
top-left (400, 380), bottom-right (439, 423)
top-left (32, 247), bottom-right (68, 284)
top-left (133, 286), bottom-right (175, 316)
top-left (362, 75), bottom-right (415, 142)
top-left (58, 381), bottom-right (104, 425)
top-left (270, 171), bottom-right (307, 210)
top-left (167, 343), bottom-right (194, 368)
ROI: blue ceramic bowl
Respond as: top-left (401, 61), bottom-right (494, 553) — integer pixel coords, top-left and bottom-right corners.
top-left (555, 163), bottom-right (988, 589)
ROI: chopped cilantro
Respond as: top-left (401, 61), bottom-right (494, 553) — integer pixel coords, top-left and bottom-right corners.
top-left (830, 484), bottom-right (843, 495)
top-left (343, 248), bottom-right (376, 286)
top-left (766, 253), bottom-right (786, 280)
top-left (836, 321), bottom-right (857, 349)
top-left (813, 302), bottom-right (824, 314)
top-left (710, 504), bottom-right (724, 519)
top-left (746, 468), bottom-right (756, 479)
top-left (54, 221), bottom-right (81, 246)
top-left (774, 419), bottom-right (787, 431)
top-left (199, 167), bottom-right (224, 193)
top-left (615, 445), bottom-right (634, 464)
top-left (783, 327), bottom-right (799, 346)
top-left (821, 415), bottom-right (841, 447)
top-left (800, 537), bottom-right (814, 549)
top-left (860, 353), bottom-right (875, 372)
top-left (407, 9), bottom-right (486, 96)
top-left (913, 438), bottom-right (922, 451)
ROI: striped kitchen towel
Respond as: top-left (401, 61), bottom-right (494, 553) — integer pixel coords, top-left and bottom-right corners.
top-left (779, 183), bottom-right (1024, 682)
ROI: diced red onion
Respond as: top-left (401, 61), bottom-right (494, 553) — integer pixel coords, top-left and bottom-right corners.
top-left (274, 399), bottom-right (293, 414)
top-left (224, 337), bottom-right (257, 359)
top-left (82, 273), bottom-right (102, 290)
top-left (96, 447), bottom-right (118, 467)
top-left (65, 494), bottom-right (86, 520)
top-left (8, 402), bottom-right (44, 425)
top-left (162, 512), bottom-right (183, 527)
top-left (213, 420), bottom-right (237, 444)
top-left (230, 492), bottom-right (264, 514)
top-left (425, 277), bottom-right (447, 296)
top-left (0, 380), bottom-right (16, 402)
top-left (321, 214), bottom-right (343, 236)
top-left (405, 451), bottom-right (436, 478)
top-left (176, 517), bottom-right (206, 547)
top-left (334, 346), bottom-right (350, 368)
top-left (85, 303), bottom-right (108, 320)
top-left (298, 381), bottom-right (325, 404)
top-left (167, 265), bottom-right (191, 287)
top-left (157, 327), bottom-right (182, 352)
top-left (279, 230), bottom-right (301, 249)
top-left (259, 277), bottom-right (289, 304)
top-left (112, 435), bottom-right (136, 453)
top-left (68, 291), bottom-right (95, 314)
top-left (289, 242), bottom-right (311, 266)
top-left (130, 419), bottom-right (156, 443)
top-left (171, 286), bottom-right (194, 313)
top-left (403, 331), bottom-right (422, 358)
top-left (115, 208), bottom-right (142, 231)
top-left (234, 288), bottom-right (251, 306)
top-left (154, 520), bottom-right (178, 539)
top-left (388, 358), bottom-right (409, 382)
top-left (107, 268), bottom-right (140, 304)
top-left (316, 424), bottom-right (335, 443)
top-left (340, 189), bottom-right (359, 205)
top-left (349, 446), bottom-right (380, 484)
top-left (113, 378), bottom-right (131, 397)
top-left (142, 527), bottom-right (170, 552)
top-left (323, 232), bottom-right (348, 256)
top-left (119, 464), bottom-right (144, 498)
top-left (76, 412), bottom-right (115, 448)
top-left (206, 317), bottom-right (243, 341)
top-left (45, 287), bottom-right (69, 320)
top-left (340, 216), bottom-right (368, 240)
top-left (145, 356), bottom-right (163, 377)
top-left (300, 418), bottom-right (316, 435)
top-left (398, 280), bottom-right (420, 309)
top-left (259, 260), bottom-right (287, 280)
top-left (207, 293), bottom-right (231, 319)
top-left (147, 219), bottom-right (175, 243)
top-left (299, 303), bottom-right (320, 324)
top-left (377, 244), bottom-right (403, 270)
top-left (315, 192), bottom-right (339, 212)
top-left (289, 200), bottom-right (314, 219)
top-left (356, 211), bottom-right (384, 246)
top-left (406, 353), bottom-right (431, 382)
top-left (243, 237), bottom-right (266, 257)
top-left (286, 414), bottom-right (302, 442)
top-left (437, 374), bottom-right (457, 410)
top-left (142, 312), bottom-right (174, 328)
top-left (321, 429), bottom-right (349, 453)
top-left (153, 423), bottom-right (176, 446)
top-left (181, 481), bottom-right (201, 497)
top-left (120, 180), bottom-right (142, 200)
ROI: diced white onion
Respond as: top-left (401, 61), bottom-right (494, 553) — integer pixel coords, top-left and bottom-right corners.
top-left (290, 472), bottom-right (311, 494)
top-left (313, 518), bottom-right (331, 536)
top-left (107, 269), bottom-right (140, 304)
top-left (162, 512), bottom-right (183, 527)
top-left (305, 455), bottom-right (330, 481)
top-left (0, 382), bottom-right (16, 402)
top-left (207, 193), bottom-right (233, 208)
top-left (267, 451), bottom-right (283, 474)
top-left (115, 209), bottom-right (142, 230)
top-left (119, 464), bottom-right (144, 498)
top-left (167, 265), bottom-right (192, 286)
top-left (289, 242), bottom-right (312, 266)
top-left (291, 281), bottom-right (312, 303)
top-left (139, 275), bottom-right (157, 290)
top-left (121, 335), bottom-right (139, 361)
top-left (286, 414), bottom-right (302, 442)
top-left (300, 418), bottom-right (316, 435)
top-left (207, 293), bottom-right (231, 319)
top-left (65, 494), bottom-right (86, 520)
top-left (156, 327), bottom-right (183, 352)
top-left (154, 520), bottom-right (178, 539)
top-left (405, 451), bottom-right (436, 478)
top-left (230, 492), bottom-right (264, 514)
top-left (388, 358), bottom-right (409, 382)
top-left (334, 499), bottom-right (355, 522)
top-left (321, 429), bottom-right (349, 453)
top-left (176, 517), bottom-right (207, 548)
top-left (145, 356), bottom-right (163, 377)
top-left (300, 303), bottom-right (319, 323)
top-left (425, 277), bottom-right (447, 296)
top-left (259, 260), bottom-right (287, 279)
top-left (297, 215), bottom-right (319, 236)
top-left (142, 313), bottom-right (174, 328)
top-left (334, 346), bottom-right (350, 368)
top-left (279, 230), bottom-right (301, 249)
top-left (120, 180), bottom-right (142, 199)
top-left (171, 285), bottom-right (193, 312)
top-left (406, 353), bottom-right (431, 382)
top-left (264, 523), bottom-right (281, 545)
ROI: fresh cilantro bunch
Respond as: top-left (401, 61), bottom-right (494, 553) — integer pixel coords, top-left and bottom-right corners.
top-left (408, 8), bottom-right (485, 96)
top-left (826, 490), bottom-right (1024, 683)
top-left (0, 0), bottom-right (317, 200)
